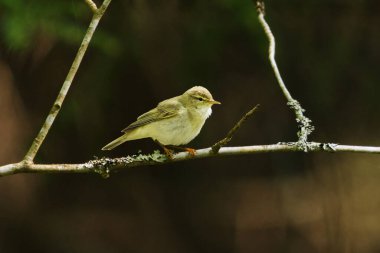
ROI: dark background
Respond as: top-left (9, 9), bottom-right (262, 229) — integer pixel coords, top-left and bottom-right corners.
top-left (1, 0), bottom-right (380, 252)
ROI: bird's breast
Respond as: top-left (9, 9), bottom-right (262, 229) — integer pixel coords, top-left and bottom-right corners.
top-left (147, 107), bottom-right (212, 145)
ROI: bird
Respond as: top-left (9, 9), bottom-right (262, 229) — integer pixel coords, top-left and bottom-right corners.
top-left (101, 86), bottom-right (221, 158)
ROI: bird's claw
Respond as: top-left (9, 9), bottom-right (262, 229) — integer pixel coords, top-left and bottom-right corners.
top-left (162, 146), bottom-right (174, 159)
top-left (184, 148), bottom-right (196, 156)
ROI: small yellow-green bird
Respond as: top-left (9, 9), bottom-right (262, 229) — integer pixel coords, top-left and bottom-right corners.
top-left (102, 86), bottom-right (220, 157)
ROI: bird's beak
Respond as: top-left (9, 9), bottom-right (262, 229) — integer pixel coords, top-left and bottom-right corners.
top-left (209, 99), bottom-right (221, 105)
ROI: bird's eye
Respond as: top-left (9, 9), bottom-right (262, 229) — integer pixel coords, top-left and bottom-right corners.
top-left (197, 97), bottom-right (203, 101)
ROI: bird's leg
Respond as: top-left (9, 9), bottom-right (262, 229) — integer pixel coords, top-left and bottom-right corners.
top-left (166, 145), bottom-right (196, 156)
top-left (154, 140), bottom-right (174, 159)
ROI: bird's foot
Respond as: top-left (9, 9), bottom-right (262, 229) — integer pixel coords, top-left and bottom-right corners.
top-left (162, 146), bottom-right (174, 159)
top-left (167, 145), bottom-right (196, 157)
top-left (154, 140), bottom-right (196, 159)
top-left (154, 140), bottom-right (174, 159)
top-left (183, 147), bottom-right (196, 156)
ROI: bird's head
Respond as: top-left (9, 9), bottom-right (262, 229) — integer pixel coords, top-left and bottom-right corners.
top-left (183, 86), bottom-right (221, 108)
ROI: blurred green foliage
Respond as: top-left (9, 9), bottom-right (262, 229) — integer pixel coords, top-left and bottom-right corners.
top-left (0, 0), bottom-right (121, 55)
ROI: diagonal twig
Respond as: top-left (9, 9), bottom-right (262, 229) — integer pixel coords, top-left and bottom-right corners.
top-left (256, 2), bottom-right (314, 151)
top-left (211, 104), bottom-right (260, 153)
top-left (23, 0), bottom-right (112, 163)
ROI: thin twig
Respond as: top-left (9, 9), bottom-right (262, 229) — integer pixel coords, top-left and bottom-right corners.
top-left (256, 2), bottom-right (291, 101)
top-left (2, 142), bottom-right (380, 177)
top-left (84, 0), bottom-right (98, 12)
top-left (256, 2), bottom-right (314, 150)
top-left (211, 104), bottom-right (260, 153)
top-left (23, 0), bottom-right (112, 163)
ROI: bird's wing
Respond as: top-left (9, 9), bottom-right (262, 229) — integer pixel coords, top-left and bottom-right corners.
top-left (122, 98), bottom-right (182, 132)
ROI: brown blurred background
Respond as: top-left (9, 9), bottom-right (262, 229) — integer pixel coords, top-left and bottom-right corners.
top-left (1, 0), bottom-right (380, 252)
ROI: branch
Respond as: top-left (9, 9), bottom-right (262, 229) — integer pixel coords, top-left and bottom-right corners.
top-left (2, 143), bottom-right (380, 177)
top-left (256, 2), bottom-right (314, 150)
top-left (212, 104), bottom-right (260, 153)
top-left (23, 0), bottom-right (112, 163)
top-left (84, 0), bottom-right (98, 12)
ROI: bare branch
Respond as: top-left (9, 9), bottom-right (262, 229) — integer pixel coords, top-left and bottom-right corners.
top-left (256, 2), bottom-right (314, 150)
top-left (23, 0), bottom-right (112, 163)
top-left (84, 0), bottom-right (98, 12)
top-left (212, 104), bottom-right (260, 153)
top-left (2, 143), bottom-right (380, 177)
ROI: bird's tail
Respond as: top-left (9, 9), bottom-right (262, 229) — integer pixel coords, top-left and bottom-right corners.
top-left (102, 134), bottom-right (129, 150)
